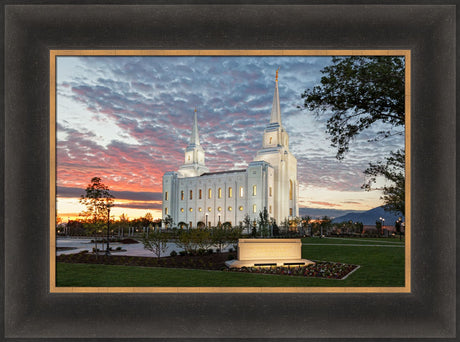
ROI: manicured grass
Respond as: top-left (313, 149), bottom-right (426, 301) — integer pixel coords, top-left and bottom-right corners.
top-left (56, 237), bottom-right (406, 287)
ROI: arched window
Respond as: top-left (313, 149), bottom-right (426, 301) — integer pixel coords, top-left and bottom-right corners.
top-left (252, 185), bottom-right (257, 196)
top-left (218, 188), bottom-right (222, 199)
top-left (208, 188), bottom-right (212, 199)
top-left (190, 190), bottom-right (193, 200)
top-left (228, 187), bottom-right (232, 198)
top-left (269, 137), bottom-right (272, 144)
top-left (239, 187), bottom-right (244, 197)
top-left (181, 190), bottom-right (184, 201)
top-left (199, 189), bottom-right (202, 199)
top-left (253, 204), bottom-right (257, 213)
top-left (289, 180), bottom-right (293, 200)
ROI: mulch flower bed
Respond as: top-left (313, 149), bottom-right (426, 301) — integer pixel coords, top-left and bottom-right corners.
top-left (56, 252), bottom-right (358, 279)
top-left (56, 251), bottom-right (234, 270)
top-left (223, 262), bottom-right (359, 280)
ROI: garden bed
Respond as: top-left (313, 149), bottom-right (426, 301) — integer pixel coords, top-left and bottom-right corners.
top-left (56, 251), bottom-right (234, 270)
top-left (224, 262), bottom-right (359, 280)
top-left (56, 252), bottom-right (359, 279)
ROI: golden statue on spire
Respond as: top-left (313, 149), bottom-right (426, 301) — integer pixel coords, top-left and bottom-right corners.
top-left (276, 67), bottom-right (280, 81)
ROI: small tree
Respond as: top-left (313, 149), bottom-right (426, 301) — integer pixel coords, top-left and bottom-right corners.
top-left (302, 216), bottom-right (311, 236)
top-left (163, 215), bottom-right (174, 229)
top-left (362, 149), bottom-right (405, 215)
top-left (320, 216), bottom-right (332, 237)
top-left (243, 214), bottom-right (251, 235)
top-left (272, 219), bottom-right (280, 236)
top-left (258, 207), bottom-right (270, 237)
top-left (375, 220), bottom-right (382, 236)
top-left (79, 177), bottom-right (114, 256)
top-left (141, 230), bottom-right (169, 258)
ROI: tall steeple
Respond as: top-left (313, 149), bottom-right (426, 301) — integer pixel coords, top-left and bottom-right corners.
top-left (178, 108), bottom-right (209, 177)
top-left (269, 67), bottom-right (282, 126)
top-left (189, 108), bottom-right (200, 147)
top-left (254, 68), bottom-right (299, 223)
top-left (256, 68), bottom-right (289, 150)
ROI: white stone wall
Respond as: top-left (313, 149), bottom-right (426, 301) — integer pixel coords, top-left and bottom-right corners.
top-left (162, 163), bottom-right (275, 228)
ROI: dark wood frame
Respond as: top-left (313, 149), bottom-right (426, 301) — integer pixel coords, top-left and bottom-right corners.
top-left (3, 2), bottom-right (456, 340)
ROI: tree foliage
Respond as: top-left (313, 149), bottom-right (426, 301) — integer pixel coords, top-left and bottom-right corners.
top-left (362, 149), bottom-right (405, 215)
top-left (79, 177), bottom-right (115, 255)
top-left (141, 230), bottom-right (169, 258)
top-left (257, 207), bottom-right (270, 237)
top-left (79, 177), bottom-right (115, 222)
top-left (301, 56), bottom-right (405, 160)
top-left (301, 56), bottom-right (406, 214)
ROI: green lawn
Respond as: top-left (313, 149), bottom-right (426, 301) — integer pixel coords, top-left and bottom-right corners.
top-left (56, 237), bottom-right (406, 288)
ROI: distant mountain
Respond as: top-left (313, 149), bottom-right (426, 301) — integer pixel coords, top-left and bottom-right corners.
top-left (332, 206), bottom-right (404, 226)
top-left (299, 207), bottom-right (364, 220)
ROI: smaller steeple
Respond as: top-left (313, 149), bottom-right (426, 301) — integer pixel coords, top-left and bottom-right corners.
top-left (270, 67), bottom-right (282, 125)
top-left (178, 108), bottom-right (209, 178)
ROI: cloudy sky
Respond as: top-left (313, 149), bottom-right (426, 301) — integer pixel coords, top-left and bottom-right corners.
top-left (56, 55), bottom-right (405, 221)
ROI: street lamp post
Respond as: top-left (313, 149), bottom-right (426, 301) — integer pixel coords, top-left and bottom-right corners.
top-left (379, 217), bottom-right (385, 236)
top-left (105, 207), bottom-right (111, 256)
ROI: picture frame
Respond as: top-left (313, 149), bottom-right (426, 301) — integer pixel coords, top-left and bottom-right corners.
top-left (3, 2), bottom-right (456, 340)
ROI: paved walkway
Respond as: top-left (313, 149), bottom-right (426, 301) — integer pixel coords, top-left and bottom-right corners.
top-left (326, 237), bottom-right (404, 244)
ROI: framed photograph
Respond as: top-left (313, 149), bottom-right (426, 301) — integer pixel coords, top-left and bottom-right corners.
top-left (3, 3), bottom-right (456, 340)
top-left (51, 49), bottom-right (410, 294)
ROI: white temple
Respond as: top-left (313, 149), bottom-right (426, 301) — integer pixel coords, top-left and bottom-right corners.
top-left (162, 70), bottom-right (298, 228)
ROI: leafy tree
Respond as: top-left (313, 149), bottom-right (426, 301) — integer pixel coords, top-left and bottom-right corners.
top-left (302, 215), bottom-right (311, 236)
top-left (258, 207), bottom-right (270, 237)
top-left (163, 215), bottom-right (174, 229)
top-left (211, 227), bottom-right (241, 253)
top-left (79, 177), bottom-right (115, 256)
top-left (375, 220), bottom-right (383, 236)
top-left (141, 230), bottom-right (169, 258)
top-left (117, 213), bottom-right (130, 237)
top-left (272, 219), bottom-right (280, 236)
top-left (280, 218), bottom-right (290, 236)
top-left (301, 56), bottom-right (405, 214)
top-left (362, 149), bottom-right (405, 215)
top-left (320, 216), bottom-right (332, 236)
top-left (301, 56), bottom-right (405, 159)
top-left (243, 214), bottom-right (251, 235)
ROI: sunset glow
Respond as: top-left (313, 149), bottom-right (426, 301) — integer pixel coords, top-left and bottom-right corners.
top-left (55, 55), bottom-right (404, 221)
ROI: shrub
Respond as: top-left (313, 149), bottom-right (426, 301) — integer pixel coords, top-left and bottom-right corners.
top-left (227, 254), bottom-right (235, 260)
top-left (116, 246), bottom-right (122, 251)
top-left (228, 248), bottom-right (234, 253)
top-left (170, 250), bottom-right (178, 257)
top-left (179, 251), bottom-right (187, 256)
top-left (207, 249), bottom-right (214, 254)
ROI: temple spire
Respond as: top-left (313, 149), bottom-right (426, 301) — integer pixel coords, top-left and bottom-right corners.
top-left (190, 108), bottom-right (200, 147)
top-left (270, 68), bottom-right (281, 125)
